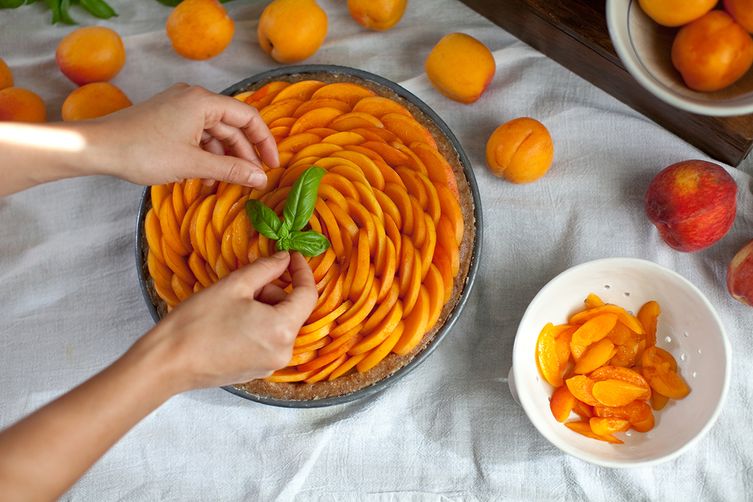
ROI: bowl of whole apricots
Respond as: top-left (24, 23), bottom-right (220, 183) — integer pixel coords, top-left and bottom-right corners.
top-left (511, 258), bottom-right (730, 467)
top-left (607, 0), bottom-right (753, 116)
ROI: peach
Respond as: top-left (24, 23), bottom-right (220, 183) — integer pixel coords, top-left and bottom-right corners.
top-left (485, 117), bottom-right (554, 184)
top-left (425, 33), bottom-right (495, 104)
top-left (645, 160), bottom-right (737, 252)
top-left (258, 0), bottom-right (328, 64)
top-left (167, 0), bottom-right (234, 60)
top-left (56, 27), bottom-right (126, 86)
top-left (61, 82), bottom-right (131, 121)
top-left (638, 0), bottom-right (717, 27)
top-left (347, 0), bottom-right (407, 31)
top-left (0, 87), bottom-right (46, 122)
top-left (727, 239), bottom-right (753, 306)
top-left (671, 11), bottom-right (753, 92)
top-left (0, 57), bottom-right (13, 90)
top-left (725, 0), bottom-right (753, 33)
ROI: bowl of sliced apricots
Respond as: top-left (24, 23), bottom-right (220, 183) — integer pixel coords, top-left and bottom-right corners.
top-left (135, 65), bottom-right (481, 407)
top-left (512, 258), bottom-right (730, 467)
top-left (607, 0), bottom-right (753, 116)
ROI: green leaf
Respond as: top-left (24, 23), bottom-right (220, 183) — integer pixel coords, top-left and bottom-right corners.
top-left (245, 200), bottom-right (283, 240)
top-left (283, 166), bottom-right (326, 233)
top-left (287, 230), bottom-right (330, 257)
top-left (0, 0), bottom-right (26, 8)
top-left (80, 0), bottom-right (117, 18)
top-left (60, 0), bottom-right (76, 24)
top-left (46, 0), bottom-right (61, 23)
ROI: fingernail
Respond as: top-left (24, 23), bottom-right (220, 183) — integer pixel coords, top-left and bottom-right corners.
top-left (249, 170), bottom-right (267, 187)
top-left (272, 251), bottom-right (288, 260)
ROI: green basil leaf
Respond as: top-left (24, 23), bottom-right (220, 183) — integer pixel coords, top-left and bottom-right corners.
top-left (245, 200), bottom-right (282, 240)
top-left (287, 230), bottom-right (330, 257)
top-left (283, 166), bottom-right (326, 232)
top-left (154, 0), bottom-right (181, 5)
top-left (60, 0), bottom-right (76, 24)
top-left (80, 0), bottom-right (116, 18)
top-left (46, 0), bottom-right (61, 23)
top-left (0, 0), bottom-right (26, 8)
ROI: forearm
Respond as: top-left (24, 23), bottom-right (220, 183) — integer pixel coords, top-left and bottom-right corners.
top-left (0, 122), bottom-right (111, 196)
top-left (0, 328), bottom-right (184, 501)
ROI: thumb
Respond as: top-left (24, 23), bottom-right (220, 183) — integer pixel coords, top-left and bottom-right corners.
top-left (198, 150), bottom-right (268, 188)
top-left (227, 251), bottom-right (291, 297)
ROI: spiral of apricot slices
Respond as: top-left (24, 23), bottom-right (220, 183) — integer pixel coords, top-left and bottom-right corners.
top-left (536, 294), bottom-right (690, 444)
top-left (144, 79), bottom-right (465, 384)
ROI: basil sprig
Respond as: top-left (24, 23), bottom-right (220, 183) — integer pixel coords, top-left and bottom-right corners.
top-left (245, 166), bottom-right (330, 257)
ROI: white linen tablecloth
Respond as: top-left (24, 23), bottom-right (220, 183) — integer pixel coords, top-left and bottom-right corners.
top-left (1, 1), bottom-right (752, 500)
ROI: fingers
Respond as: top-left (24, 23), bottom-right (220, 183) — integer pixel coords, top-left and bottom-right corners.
top-left (256, 283), bottom-right (286, 305)
top-left (276, 252), bottom-right (318, 325)
top-left (196, 150), bottom-right (268, 188)
top-left (205, 121), bottom-right (263, 167)
top-left (229, 251), bottom-right (290, 297)
top-left (204, 93), bottom-right (280, 169)
top-left (200, 132), bottom-right (225, 156)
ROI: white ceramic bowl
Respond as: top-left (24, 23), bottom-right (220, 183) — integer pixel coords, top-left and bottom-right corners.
top-left (510, 258), bottom-right (730, 468)
top-left (607, 0), bottom-right (753, 116)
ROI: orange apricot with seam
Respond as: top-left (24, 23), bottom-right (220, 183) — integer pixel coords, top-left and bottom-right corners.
top-left (258, 0), bottom-right (328, 64)
top-left (672, 11), bottom-right (753, 92)
top-left (638, 0), bottom-right (716, 27)
top-left (56, 27), bottom-right (126, 85)
top-left (347, 0), bottom-right (407, 31)
top-left (486, 117), bottom-right (554, 184)
top-left (0, 57), bottom-right (13, 90)
top-left (425, 33), bottom-right (496, 104)
top-left (0, 87), bottom-right (46, 122)
top-left (61, 82), bottom-right (131, 121)
top-left (167, 0), bottom-right (235, 60)
top-left (725, 0), bottom-right (753, 32)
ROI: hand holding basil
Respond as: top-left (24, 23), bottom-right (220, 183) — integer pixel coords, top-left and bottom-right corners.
top-left (245, 166), bottom-right (331, 257)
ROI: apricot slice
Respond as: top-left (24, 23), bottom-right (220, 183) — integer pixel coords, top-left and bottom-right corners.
top-left (637, 300), bottom-right (660, 347)
top-left (570, 314), bottom-right (618, 360)
top-left (594, 400), bottom-right (652, 424)
top-left (565, 421), bottom-right (623, 444)
top-left (352, 96), bottom-right (411, 117)
top-left (270, 79), bottom-right (326, 103)
top-left (290, 107), bottom-right (345, 135)
top-left (536, 323), bottom-right (564, 387)
top-left (584, 293), bottom-right (605, 309)
top-left (311, 82), bottom-right (376, 107)
top-left (573, 400), bottom-right (594, 420)
top-left (574, 338), bottom-right (616, 375)
top-left (631, 412), bottom-right (655, 433)
top-left (589, 366), bottom-right (650, 391)
top-left (592, 380), bottom-right (650, 407)
top-left (565, 375), bottom-right (598, 406)
top-left (570, 305), bottom-right (644, 335)
top-left (643, 366), bottom-right (690, 399)
top-left (589, 417), bottom-right (630, 436)
top-left (651, 392), bottom-right (670, 411)
top-left (641, 346), bottom-right (678, 373)
top-left (550, 386), bottom-right (576, 423)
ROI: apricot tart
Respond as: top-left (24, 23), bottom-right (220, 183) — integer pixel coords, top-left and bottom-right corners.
top-left (137, 66), bottom-right (480, 405)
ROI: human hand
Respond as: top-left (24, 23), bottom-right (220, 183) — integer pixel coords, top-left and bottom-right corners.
top-left (139, 251), bottom-right (317, 390)
top-left (90, 83), bottom-right (278, 188)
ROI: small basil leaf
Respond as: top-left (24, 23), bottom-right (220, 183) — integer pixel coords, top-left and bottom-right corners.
top-left (275, 235), bottom-right (291, 252)
top-left (0, 0), bottom-right (26, 8)
top-left (155, 0), bottom-right (181, 5)
top-left (60, 0), bottom-right (76, 24)
top-left (283, 166), bottom-right (326, 232)
top-left (287, 230), bottom-right (330, 257)
top-left (245, 200), bottom-right (282, 240)
top-left (46, 0), bottom-right (61, 23)
top-left (80, 0), bottom-right (117, 18)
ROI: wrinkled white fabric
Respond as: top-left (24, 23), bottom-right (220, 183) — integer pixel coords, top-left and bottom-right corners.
top-left (1, 1), bottom-right (752, 500)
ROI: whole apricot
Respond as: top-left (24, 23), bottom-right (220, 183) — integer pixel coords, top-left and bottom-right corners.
top-left (61, 82), bottom-right (131, 121)
top-left (638, 0), bottom-right (716, 27)
top-left (167, 0), bottom-right (234, 60)
top-left (725, 0), bottom-right (753, 33)
top-left (672, 11), bottom-right (753, 92)
top-left (425, 33), bottom-right (495, 104)
top-left (347, 0), bottom-right (407, 31)
top-left (0, 57), bottom-right (13, 90)
top-left (0, 87), bottom-right (46, 122)
top-left (645, 160), bottom-right (737, 252)
top-left (485, 117), bottom-right (554, 184)
top-left (258, 0), bottom-right (328, 64)
top-left (728, 239), bottom-right (753, 306)
top-left (56, 27), bottom-right (126, 86)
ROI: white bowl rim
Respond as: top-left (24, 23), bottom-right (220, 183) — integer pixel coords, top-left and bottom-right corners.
top-left (512, 257), bottom-right (732, 468)
top-left (606, 0), bottom-right (753, 117)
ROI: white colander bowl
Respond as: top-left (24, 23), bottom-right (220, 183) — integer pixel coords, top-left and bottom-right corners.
top-left (510, 258), bottom-right (730, 467)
